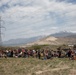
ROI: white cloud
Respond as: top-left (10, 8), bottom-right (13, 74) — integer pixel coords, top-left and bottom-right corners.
top-left (0, 0), bottom-right (76, 41)
top-left (0, 0), bottom-right (10, 7)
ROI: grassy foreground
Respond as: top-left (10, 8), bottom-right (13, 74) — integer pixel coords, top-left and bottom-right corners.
top-left (0, 58), bottom-right (76, 75)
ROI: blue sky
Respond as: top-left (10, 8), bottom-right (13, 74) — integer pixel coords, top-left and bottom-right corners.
top-left (0, 0), bottom-right (76, 41)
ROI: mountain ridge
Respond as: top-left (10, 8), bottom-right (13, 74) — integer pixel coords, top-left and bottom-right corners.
top-left (50, 31), bottom-right (76, 37)
top-left (3, 31), bottom-right (76, 46)
top-left (3, 36), bottom-right (45, 46)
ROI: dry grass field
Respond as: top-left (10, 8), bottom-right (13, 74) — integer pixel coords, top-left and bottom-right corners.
top-left (0, 58), bottom-right (76, 75)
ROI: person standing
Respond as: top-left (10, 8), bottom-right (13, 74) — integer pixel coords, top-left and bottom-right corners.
top-left (38, 50), bottom-right (41, 59)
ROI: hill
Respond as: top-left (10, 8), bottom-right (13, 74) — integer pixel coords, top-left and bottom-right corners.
top-left (66, 34), bottom-right (76, 38)
top-left (3, 31), bottom-right (76, 47)
top-left (50, 31), bottom-right (75, 37)
top-left (3, 36), bottom-right (45, 46)
top-left (24, 35), bottom-right (76, 47)
top-left (20, 31), bottom-right (76, 47)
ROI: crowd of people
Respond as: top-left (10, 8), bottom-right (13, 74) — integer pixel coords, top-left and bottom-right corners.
top-left (0, 47), bottom-right (76, 60)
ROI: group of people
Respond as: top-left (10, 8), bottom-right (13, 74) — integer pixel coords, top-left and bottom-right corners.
top-left (0, 48), bottom-right (76, 60)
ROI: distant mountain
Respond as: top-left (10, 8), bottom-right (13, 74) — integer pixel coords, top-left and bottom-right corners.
top-left (3, 31), bottom-right (76, 47)
top-left (66, 34), bottom-right (76, 38)
top-left (3, 36), bottom-right (45, 46)
top-left (50, 31), bottom-right (76, 37)
top-left (23, 31), bottom-right (76, 47)
top-left (24, 36), bottom-right (76, 47)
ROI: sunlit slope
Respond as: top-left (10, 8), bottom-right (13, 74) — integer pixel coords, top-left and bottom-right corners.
top-left (24, 36), bottom-right (76, 46)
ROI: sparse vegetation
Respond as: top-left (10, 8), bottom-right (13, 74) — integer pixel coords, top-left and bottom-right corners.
top-left (0, 58), bottom-right (76, 75)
